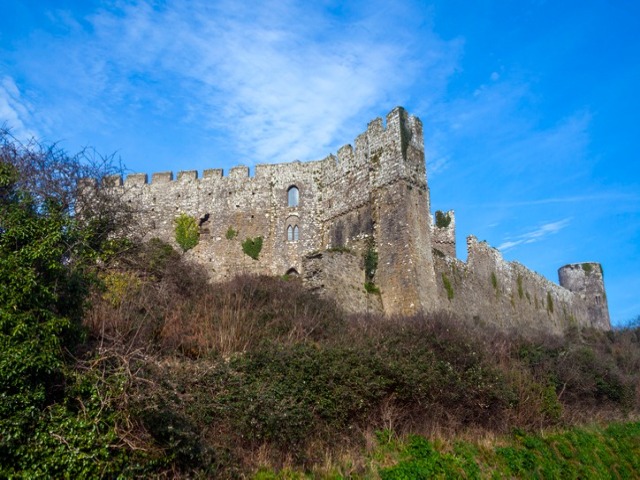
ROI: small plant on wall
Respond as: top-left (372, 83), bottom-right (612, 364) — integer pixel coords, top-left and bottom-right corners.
top-left (442, 273), bottom-right (454, 300)
top-left (242, 236), bottom-right (263, 260)
top-left (435, 210), bottom-right (451, 228)
top-left (175, 213), bottom-right (199, 252)
top-left (226, 227), bottom-right (238, 240)
top-left (363, 239), bottom-right (379, 293)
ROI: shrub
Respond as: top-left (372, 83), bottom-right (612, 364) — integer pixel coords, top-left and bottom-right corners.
top-left (0, 133), bottom-right (137, 477)
top-left (175, 213), bottom-right (199, 251)
top-left (242, 236), bottom-right (263, 260)
top-left (435, 210), bottom-right (451, 228)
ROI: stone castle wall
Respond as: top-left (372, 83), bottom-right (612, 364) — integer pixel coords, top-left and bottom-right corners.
top-left (107, 107), bottom-right (438, 316)
top-left (433, 237), bottom-right (597, 334)
top-left (106, 107), bottom-right (611, 331)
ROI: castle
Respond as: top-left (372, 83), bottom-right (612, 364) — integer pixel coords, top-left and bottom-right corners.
top-left (105, 107), bottom-right (611, 332)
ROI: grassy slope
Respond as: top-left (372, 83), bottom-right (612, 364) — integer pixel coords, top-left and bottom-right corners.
top-left (83, 241), bottom-right (640, 477)
top-left (254, 423), bottom-right (640, 478)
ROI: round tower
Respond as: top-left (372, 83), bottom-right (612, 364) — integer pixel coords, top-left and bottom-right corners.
top-left (558, 263), bottom-right (610, 329)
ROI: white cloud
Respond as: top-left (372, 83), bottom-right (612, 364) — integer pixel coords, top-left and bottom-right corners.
top-left (497, 219), bottom-right (571, 251)
top-left (0, 76), bottom-right (37, 140)
top-left (19, 0), bottom-right (460, 164)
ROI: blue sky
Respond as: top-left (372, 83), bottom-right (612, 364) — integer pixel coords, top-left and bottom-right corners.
top-left (1, 0), bottom-right (638, 326)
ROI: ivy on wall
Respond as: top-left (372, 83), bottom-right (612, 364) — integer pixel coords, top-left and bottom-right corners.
top-left (242, 236), bottom-right (263, 260)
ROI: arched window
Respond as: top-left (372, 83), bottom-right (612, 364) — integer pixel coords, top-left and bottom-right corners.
top-left (287, 224), bottom-right (300, 242)
top-left (287, 186), bottom-right (299, 207)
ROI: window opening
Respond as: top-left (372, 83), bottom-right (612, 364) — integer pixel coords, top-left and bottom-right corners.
top-left (287, 225), bottom-right (294, 242)
top-left (293, 225), bottom-right (299, 241)
top-left (288, 186), bottom-right (299, 207)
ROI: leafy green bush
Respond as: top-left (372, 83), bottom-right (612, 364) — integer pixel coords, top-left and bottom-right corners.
top-left (0, 136), bottom-right (138, 477)
top-left (242, 236), bottom-right (263, 260)
top-left (175, 213), bottom-right (199, 251)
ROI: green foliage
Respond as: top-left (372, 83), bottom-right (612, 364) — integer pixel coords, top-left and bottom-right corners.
top-left (582, 263), bottom-right (593, 274)
top-left (364, 281), bottom-right (380, 294)
top-left (225, 226), bottom-right (238, 240)
top-left (364, 240), bottom-right (378, 283)
top-left (379, 423), bottom-right (640, 479)
top-left (101, 271), bottom-right (142, 307)
top-left (0, 148), bottom-right (136, 476)
top-left (435, 210), bottom-right (452, 229)
top-left (491, 272), bottom-right (498, 291)
top-left (379, 435), bottom-right (477, 479)
top-left (242, 236), bottom-right (263, 260)
top-left (547, 291), bottom-right (554, 314)
top-left (442, 273), bottom-right (454, 300)
top-left (174, 213), bottom-right (199, 252)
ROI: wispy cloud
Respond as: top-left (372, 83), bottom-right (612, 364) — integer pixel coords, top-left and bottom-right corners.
top-left (426, 76), bottom-right (593, 194)
top-left (497, 219), bottom-right (571, 251)
top-left (0, 76), bottom-right (37, 140)
top-left (9, 1), bottom-right (461, 164)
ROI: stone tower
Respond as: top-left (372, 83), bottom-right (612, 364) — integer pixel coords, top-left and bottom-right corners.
top-left (361, 108), bottom-right (439, 314)
top-left (558, 263), bottom-right (611, 329)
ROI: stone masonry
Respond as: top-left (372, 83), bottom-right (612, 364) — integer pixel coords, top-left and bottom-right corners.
top-left (104, 107), bottom-right (611, 331)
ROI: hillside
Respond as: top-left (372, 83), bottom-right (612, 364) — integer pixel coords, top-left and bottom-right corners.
top-left (84, 248), bottom-right (640, 477)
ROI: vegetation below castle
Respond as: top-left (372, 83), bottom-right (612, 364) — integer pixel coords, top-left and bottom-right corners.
top-left (1, 133), bottom-right (639, 478)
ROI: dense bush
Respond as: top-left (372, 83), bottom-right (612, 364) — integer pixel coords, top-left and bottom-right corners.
top-left (0, 132), bottom-right (143, 477)
top-left (174, 212), bottom-right (199, 251)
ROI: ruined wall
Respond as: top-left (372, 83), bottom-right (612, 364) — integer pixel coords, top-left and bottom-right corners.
top-left (558, 263), bottom-right (610, 329)
top-left (432, 236), bottom-right (610, 333)
top-left (302, 251), bottom-right (383, 315)
top-left (110, 107), bottom-right (438, 316)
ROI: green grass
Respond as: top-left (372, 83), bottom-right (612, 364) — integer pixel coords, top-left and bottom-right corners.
top-left (377, 422), bottom-right (640, 479)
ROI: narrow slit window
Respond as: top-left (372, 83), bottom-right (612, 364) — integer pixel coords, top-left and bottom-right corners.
top-left (288, 186), bottom-right (299, 207)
